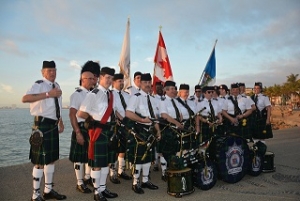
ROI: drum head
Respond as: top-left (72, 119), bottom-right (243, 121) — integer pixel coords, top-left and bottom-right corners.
top-left (192, 159), bottom-right (217, 190)
top-left (210, 136), bottom-right (249, 183)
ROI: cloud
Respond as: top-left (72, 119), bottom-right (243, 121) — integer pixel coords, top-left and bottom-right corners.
top-left (69, 60), bottom-right (81, 70)
top-left (0, 39), bottom-right (27, 57)
top-left (0, 83), bottom-right (14, 94)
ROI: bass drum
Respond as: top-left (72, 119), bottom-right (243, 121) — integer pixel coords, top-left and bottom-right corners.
top-left (191, 158), bottom-right (217, 190)
top-left (208, 136), bottom-right (249, 183)
top-left (166, 168), bottom-right (195, 198)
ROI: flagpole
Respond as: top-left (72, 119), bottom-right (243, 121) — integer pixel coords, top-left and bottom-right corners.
top-left (198, 39), bottom-right (218, 85)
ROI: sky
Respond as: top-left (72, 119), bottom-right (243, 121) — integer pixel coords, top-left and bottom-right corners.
top-left (0, 0), bottom-right (299, 107)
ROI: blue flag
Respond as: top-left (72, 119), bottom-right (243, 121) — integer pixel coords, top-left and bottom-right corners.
top-left (199, 41), bottom-right (217, 86)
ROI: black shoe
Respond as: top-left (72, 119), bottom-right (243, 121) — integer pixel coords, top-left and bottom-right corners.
top-left (43, 189), bottom-right (67, 200)
top-left (141, 181), bottom-right (159, 190)
top-left (31, 195), bottom-right (45, 201)
top-left (153, 166), bottom-right (159, 171)
top-left (110, 175), bottom-right (121, 184)
top-left (161, 175), bottom-right (167, 182)
top-left (94, 193), bottom-right (107, 201)
top-left (132, 184), bottom-right (144, 194)
top-left (76, 184), bottom-right (92, 193)
top-left (102, 189), bottom-right (118, 198)
top-left (83, 177), bottom-right (93, 187)
top-left (118, 171), bottom-right (132, 180)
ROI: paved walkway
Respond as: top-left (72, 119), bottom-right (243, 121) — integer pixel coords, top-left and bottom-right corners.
top-left (1, 127), bottom-right (299, 201)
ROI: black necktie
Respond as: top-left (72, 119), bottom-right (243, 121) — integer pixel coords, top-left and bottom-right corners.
top-left (52, 84), bottom-right (60, 120)
top-left (185, 100), bottom-right (194, 116)
top-left (107, 91), bottom-right (115, 121)
top-left (233, 96), bottom-right (242, 116)
top-left (254, 95), bottom-right (258, 104)
top-left (147, 95), bottom-right (155, 118)
top-left (208, 99), bottom-right (215, 117)
top-left (171, 99), bottom-right (180, 121)
top-left (118, 91), bottom-right (127, 110)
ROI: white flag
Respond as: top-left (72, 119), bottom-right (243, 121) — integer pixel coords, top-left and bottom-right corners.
top-left (119, 18), bottom-right (131, 90)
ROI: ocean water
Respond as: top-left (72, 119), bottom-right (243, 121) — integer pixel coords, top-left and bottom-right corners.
top-left (0, 109), bottom-right (73, 167)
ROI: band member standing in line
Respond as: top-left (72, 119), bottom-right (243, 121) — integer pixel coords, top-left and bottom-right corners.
top-left (109, 73), bottom-right (132, 184)
top-left (222, 83), bottom-right (253, 140)
top-left (69, 68), bottom-right (96, 193)
top-left (22, 61), bottom-right (66, 201)
top-left (158, 80), bottom-right (183, 180)
top-left (251, 82), bottom-right (273, 144)
top-left (126, 73), bottom-right (161, 194)
top-left (125, 71), bottom-right (142, 95)
top-left (77, 67), bottom-right (120, 201)
top-left (196, 86), bottom-right (222, 145)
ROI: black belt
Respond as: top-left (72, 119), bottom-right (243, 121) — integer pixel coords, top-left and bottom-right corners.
top-left (34, 116), bottom-right (58, 126)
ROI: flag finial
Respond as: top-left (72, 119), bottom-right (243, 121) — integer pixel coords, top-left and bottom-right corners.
top-left (159, 25), bottom-right (162, 31)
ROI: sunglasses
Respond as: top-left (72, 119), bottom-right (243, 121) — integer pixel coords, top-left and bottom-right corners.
top-left (206, 91), bottom-right (213, 94)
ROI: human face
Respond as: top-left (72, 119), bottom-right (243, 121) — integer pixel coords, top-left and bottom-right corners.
top-left (165, 86), bottom-right (176, 98)
top-left (113, 79), bottom-right (124, 91)
top-left (100, 74), bottom-right (113, 89)
top-left (92, 74), bottom-right (99, 86)
top-left (81, 72), bottom-right (94, 90)
top-left (134, 75), bottom-right (141, 88)
top-left (42, 68), bottom-right (56, 82)
top-left (195, 89), bottom-right (202, 98)
top-left (204, 90), bottom-right (213, 99)
top-left (239, 86), bottom-right (245, 94)
top-left (140, 80), bottom-right (152, 93)
top-left (179, 89), bottom-right (189, 100)
top-left (156, 85), bottom-right (163, 95)
top-left (253, 86), bottom-right (261, 95)
top-left (230, 87), bottom-right (239, 97)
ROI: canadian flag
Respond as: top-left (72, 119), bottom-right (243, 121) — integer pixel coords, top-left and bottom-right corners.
top-left (152, 30), bottom-right (173, 94)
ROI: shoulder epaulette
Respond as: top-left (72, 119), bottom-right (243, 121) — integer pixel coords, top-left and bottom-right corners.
top-left (161, 96), bottom-right (166, 101)
top-left (76, 88), bottom-right (82, 92)
top-left (127, 86), bottom-right (132, 89)
top-left (213, 98), bottom-right (218, 101)
top-left (35, 80), bottom-right (43, 84)
top-left (150, 95), bottom-right (155, 98)
top-left (54, 82), bottom-right (60, 87)
top-left (134, 93), bottom-right (141, 96)
top-left (189, 96), bottom-right (195, 100)
top-left (123, 91), bottom-right (129, 94)
top-left (241, 95), bottom-right (247, 98)
top-left (91, 89), bottom-right (99, 94)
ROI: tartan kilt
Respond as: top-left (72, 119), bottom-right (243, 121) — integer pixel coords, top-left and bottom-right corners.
top-left (117, 126), bottom-right (129, 153)
top-left (69, 123), bottom-right (89, 163)
top-left (127, 125), bottom-right (155, 164)
top-left (88, 128), bottom-right (116, 168)
top-left (157, 127), bottom-right (179, 159)
top-left (200, 122), bottom-right (217, 143)
top-left (29, 121), bottom-right (59, 165)
top-left (224, 117), bottom-right (252, 140)
top-left (252, 117), bottom-right (273, 139)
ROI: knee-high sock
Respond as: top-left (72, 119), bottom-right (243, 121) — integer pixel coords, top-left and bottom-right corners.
top-left (133, 164), bottom-right (142, 185)
top-left (91, 169), bottom-right (101, 194)
top-left (100, 167), bottom-right (109, 192)
top-left (118, 156), bottom-right (125, 174)
top-left (84, 163), bottom-right (91, 179)
top-left (160, 156), bottom-right (167, 176)
top-left (32, 167), bottom-right (44, 199)
top-left (142, 162), bottom-right (151, 183)
top-left (74, 162), bottom-right (84, 185)
top-left (44, 164), bottom-right (55, 193)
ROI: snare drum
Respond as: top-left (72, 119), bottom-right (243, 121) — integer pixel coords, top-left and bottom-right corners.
top-left (262, 151), bottom-right (276, 172)
top-left (208, 136), bottom-right (249, 183)
top-left (192, 158), bottom-right (217, 190)
top-left (166, 168), bottom-right (195, 198)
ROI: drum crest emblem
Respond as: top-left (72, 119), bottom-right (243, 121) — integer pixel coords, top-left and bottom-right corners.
top-left (225, 142), bottom-right (244, 175)
top-left (181, 176), bottom-right (187, 191)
